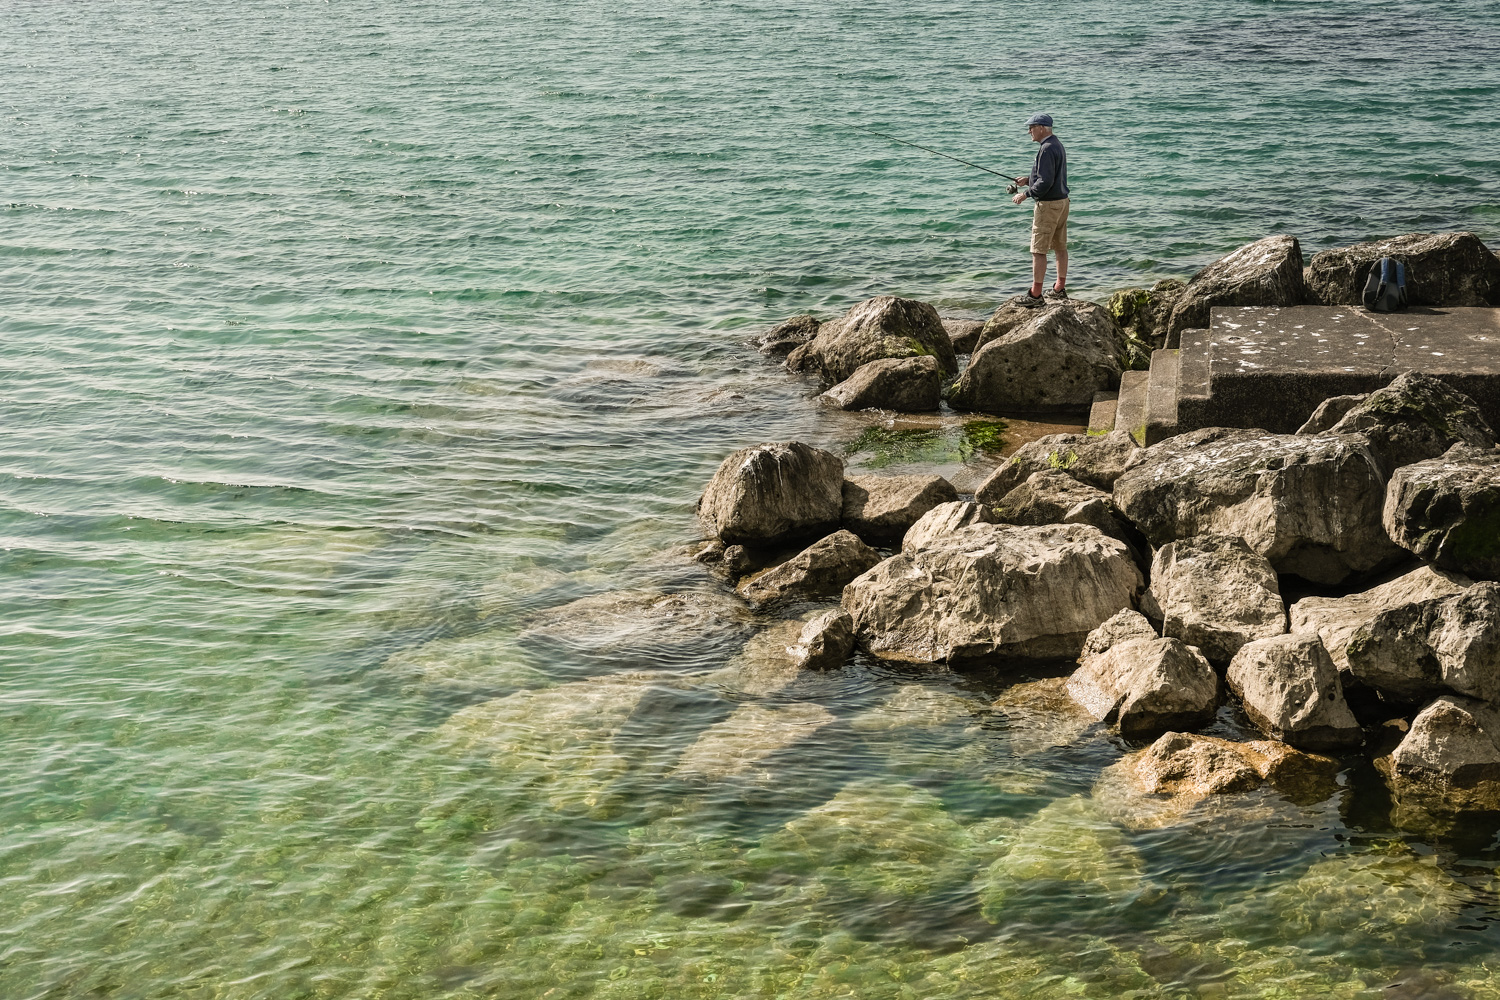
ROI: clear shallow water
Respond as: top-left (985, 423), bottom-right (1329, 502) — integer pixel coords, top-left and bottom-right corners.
top-left (4, 1), bottom-right (1500, 997)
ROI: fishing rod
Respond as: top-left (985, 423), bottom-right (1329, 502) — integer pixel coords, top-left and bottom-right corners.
top-left (828, 121), bottom-right (1024, 191)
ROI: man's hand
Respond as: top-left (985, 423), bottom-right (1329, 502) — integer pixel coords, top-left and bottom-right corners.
top-left (1014, 176), bottom-right (1028, 185)
top-left (1011, 192), bottom-right (1028, 205)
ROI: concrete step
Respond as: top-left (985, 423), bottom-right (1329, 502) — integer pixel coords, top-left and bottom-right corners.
top-left (1087, 391), bottom-right (1118, 434)
top-left (1144, 349), bottom-right (1180, 445)
top-left (1175, 327), bottom-right (1213, 432)
top-left (1115, 370), bottom-right (1151, 445)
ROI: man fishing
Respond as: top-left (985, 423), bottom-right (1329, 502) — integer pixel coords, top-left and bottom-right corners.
top-left (1011, 113), bottom-right (1069, 303)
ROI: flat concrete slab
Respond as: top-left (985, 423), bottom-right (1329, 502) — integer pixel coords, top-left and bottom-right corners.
top-left (1181, 305), bottom-right (1500, 433)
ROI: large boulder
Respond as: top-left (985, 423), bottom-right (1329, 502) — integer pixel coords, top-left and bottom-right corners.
top-left (785, 295), bottom-right (957, 384)
top-left (1305, 232), bottom-right (1500, 307)
top-left (1384, 444), bottom-right (1500, 581)
top-left (989, 470), bottom-right (1137, 543)
top-left (948, 301), bottom-right (1128, 414)
top-left (901, 500), bottom-right (1001, 555)
top-left (736, 530), bottom-right (882, 607)
top-left (1323, 372), bottom-right (1496, 477)
top-left (756, 314), bottom-right (820, 355)
top-left (1064, 637), bottom-right (1219, 739)
top-left (819, 355), bottom-right (942, 412)
top-left (1290, 566), bottom-right (1471, 665)
top-left (842, 522), bottom-right (1143, 665)
top-left (971, 293), bottom-right (1051, 353)
top-left (1384, 695), bottom-right (1500, 812)
top-left (976, 429), bottom-right (1140, 501)
top-left (842, 473), bottom-right (959, 545)
top-left (1112, 427), bottom-right (1402, 585)
top-left (1226, 634), bottom-right (1363, 751)
top-left (1140, 533), bottom-right (1286, 664)
top-left (699, 442), bottom-right (845, 547)
top-left (1343, 582), bottom-right (1500, 704)
top-left (1166, 235), bottom-right (1307, 341)
top-left (1106, 278), bottom-right (1186, 351)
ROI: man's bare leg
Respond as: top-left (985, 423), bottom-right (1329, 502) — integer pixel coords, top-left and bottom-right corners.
top-left (1054, 248), bottom-right (1068, 293)
top-left (1030, 252), bottom-right (1046, 297)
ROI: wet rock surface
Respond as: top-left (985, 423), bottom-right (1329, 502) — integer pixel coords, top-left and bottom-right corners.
top-left (975, 429), bottom-right (1141, 502)
top-left (1323, 371), bottom-right (1496, 477)
top-left (1384, 443), bottom-right (1500, 581)
top-left (1065, 637), bottom-right (1219, 739)
top-left (819, 355), bottom-right (942, 412)
top-left (843, 522), bottom-right (1143, 666)
top-left (1226, 634), bottom-right (1363, 751)
top-left (1112, 426), bottom-right (1401, 584)
top-left (736, 529), bottom-right (882, 606)
top-left (790, 608), bottom-right (857, 671)
top-left (1304, 231), bottom-right (1500, 307)
top-left (1141, 533), bottom-right (1286, 664)
top-left (756, 313), bottom-right (820, 355)
top-left (842, 473), bottom-right (959, 545)
top-left (699, 441), bottom-right (845, 547)
top-left (950, 300), bottom-right (1127, 414)
top-left (786, 295), bottom-right (957, 384)
top-left (1166, 234), bottom-right (1307, 340)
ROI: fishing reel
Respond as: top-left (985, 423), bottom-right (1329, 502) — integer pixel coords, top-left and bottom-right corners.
top-left (1007, 180), bottom-right (1026, 195)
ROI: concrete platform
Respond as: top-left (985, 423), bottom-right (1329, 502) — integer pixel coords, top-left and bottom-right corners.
top-left (1176, 305), bottom-right (1500, 434)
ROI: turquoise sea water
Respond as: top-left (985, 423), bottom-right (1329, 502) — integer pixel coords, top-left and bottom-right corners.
top-left (5, 2), bottom-right (1500, 997)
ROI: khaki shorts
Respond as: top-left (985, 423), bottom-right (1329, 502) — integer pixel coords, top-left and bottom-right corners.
top-left (1030, 197), bottom-right (1069, 253)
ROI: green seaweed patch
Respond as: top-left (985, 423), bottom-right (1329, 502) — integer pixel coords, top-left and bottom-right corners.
top-left (1046, 448), bottom-right (1079, 471)
top-left (845, 420), bottom-right (1008, 469)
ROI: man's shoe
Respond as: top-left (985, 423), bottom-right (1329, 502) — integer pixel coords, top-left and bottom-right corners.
top-left (1020, 290), bottom-right (1046, 307)
top-left (1045, 287), bottom-right (1068, 300)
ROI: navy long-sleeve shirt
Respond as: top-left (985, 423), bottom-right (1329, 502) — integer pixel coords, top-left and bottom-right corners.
top-left (1028, 135), bottom-right (1069, 201)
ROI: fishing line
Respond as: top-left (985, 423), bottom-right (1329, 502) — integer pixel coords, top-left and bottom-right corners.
top-left (825, 121), bottom-right (1017, 184)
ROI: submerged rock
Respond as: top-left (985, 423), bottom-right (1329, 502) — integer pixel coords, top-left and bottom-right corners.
top-left (756, 313), bottom-right (820, 355)
top-left (1140, 533), bottom-right (1286, 664)
top-left (819, 355), bottom-right (942, 412)
top-left (1288, 564), bottom-right (1473, 673)
top-left (671, 703), bottom-right (836, 781)
top-left (736, 529), bottom-right (881, 606)
top-left (1065, 637), bottom-right (1219, 739)
top-left (1112, 427), bottom-right (1401, 584)
top-left (842, 473), bottom-right (958, 545)
top-left (1226, 634), bottom-right (1363, 751)
top-left (1323, 372), bottom-right (1495, 477)
top-left (378, 632), bottom-right (550, 698)
top-left (990, 675), bottom-right (1100, 754)
top-left (843, 522), bottom-right (1143, 666)
top-left (1384, 695), bottom-right (1500, 813)
top-left (851, 684), bottom-right (982, 732)
top-left (901, 500), bottom-right (1001, 555)
top-left (975, 430), bottom-right (1141, 502)
top-left (1304, 231), bottom-right (1500, 307)
top-left (786, 295), bottom-right (957, 384)
top-left (698, 441), bottom-right (845, 547)
top-left (1384, 443), bottom-right (1500, 581)
top-left (950, 300), bottom-right (1127, 414)
top-left (519, 587), bottom-right (754, 667)
top-left (1165, 234), bottom-right (1306, 340)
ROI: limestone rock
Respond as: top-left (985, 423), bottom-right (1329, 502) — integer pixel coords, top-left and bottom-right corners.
top-left (1344, 582), bottom-right (1500, 704)
top-left (699, 441), bottom-right (845, 547)
top-left (972, 293), bottom-right (1050, 354)
top-left (1304, 231), bottom-right (1500, 307)
top-left (1226, 634), bottom-right (1363, 751)
top-left (1324, 372), bottom-right (1496, 477)
top-left (1065, 637), bottom-right (1219, 738)
top-left (842, 473), bottom-right (959, 545)
top-left (988, 676), bottom-right (1097, 754)
top-left (756, 313), bottom-right (820, 355)
top-left (1078, 608), bottom-right (1159, 668)
top-left (989, 470), bottom-right (1138, 549)
top-left (785, 295), bottom-right (957, 384)
top-left (789, 609), bottom-right (856, 671)
top-left (901, 500), bottom-right (1000, 555)
top-left (1166, 235), bottom-right (1307, 340)
top-left (1385, 695), bottom-right (1500, 812)
top-left (950, 300), bottom-right (1128, 414)
top-left (520, 588), bottom-right (754, 667)
top-left (943, 317), bottom-right (984, 354)
top-left (1384, 444), bottom-right (1500, 581)
top-left (1297, 394), bottom-right (1366, 435)
top-left (736, 529), bottom-right (881, 606)
top-left (671, 703), bottom-right (836, 780)
top-left (975, 429), bottom-right (1140, 502)
top-left (1106, 278), bottom-right (1186, 351)
top-left (819, 355), bottom-right (941, 412)
top-left (1112, 427), bottom-right (1402, 585)
top-left (1289, 564), bottom-right (1473, 672)
top-left (1140, 533), bottom-right (1286, 664)
top-left (842, 522), bottom-right (1143, 666)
